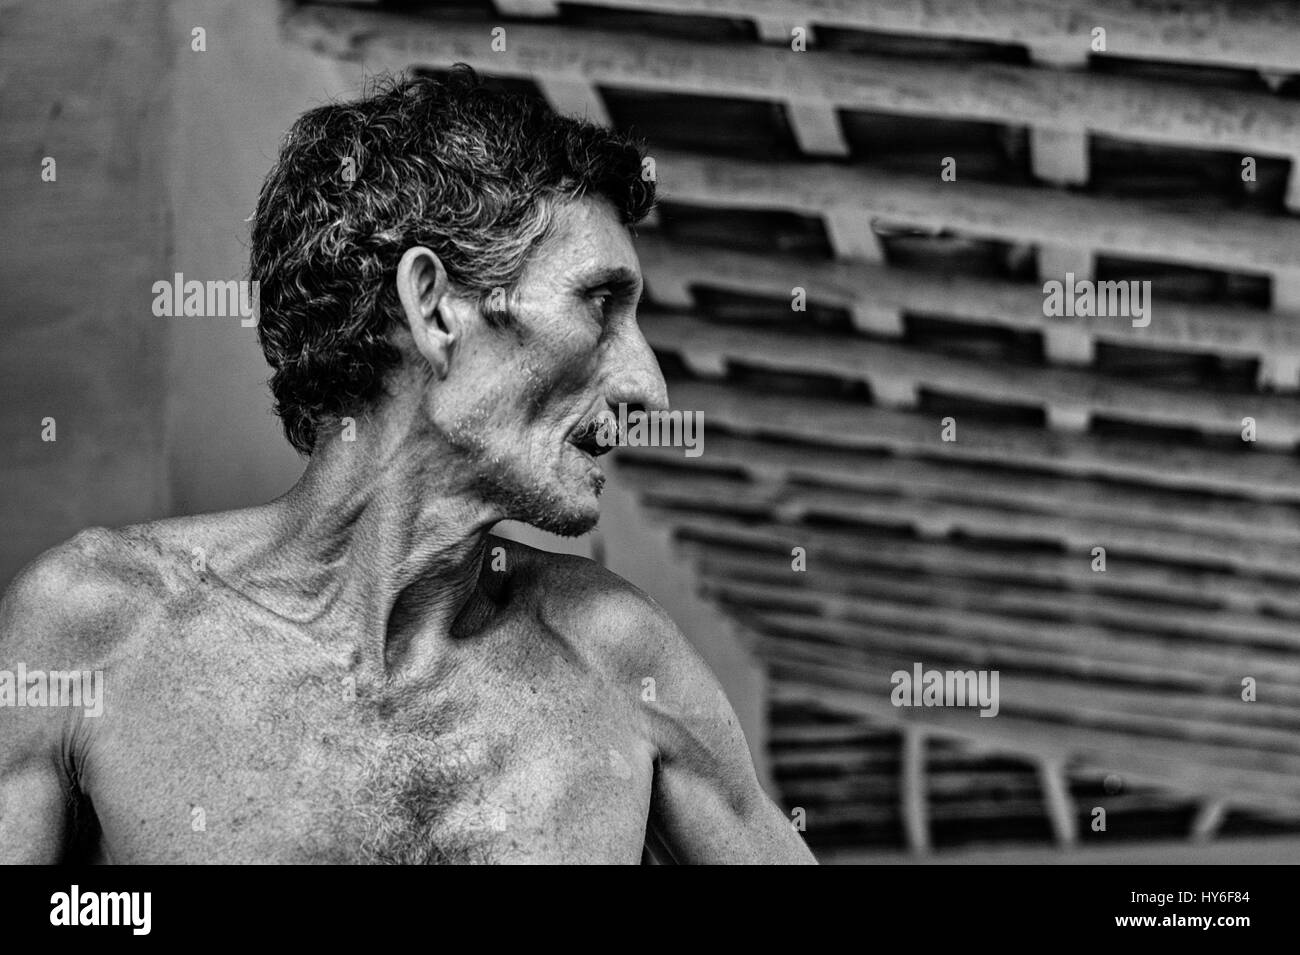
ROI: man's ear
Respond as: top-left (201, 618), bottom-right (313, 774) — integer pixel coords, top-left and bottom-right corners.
top-left (396, 245), bottom-right (457, 379)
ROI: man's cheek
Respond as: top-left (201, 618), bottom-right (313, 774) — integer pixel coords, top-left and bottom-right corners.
top-left (532, 322), bottom-right (601, 380)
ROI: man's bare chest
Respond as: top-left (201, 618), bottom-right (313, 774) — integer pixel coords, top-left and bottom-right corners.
top-left (80, 599), bottom-right (655, 863)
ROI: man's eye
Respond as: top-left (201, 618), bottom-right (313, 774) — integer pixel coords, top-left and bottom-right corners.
top-left (589, 292), bottom-right (613, 320)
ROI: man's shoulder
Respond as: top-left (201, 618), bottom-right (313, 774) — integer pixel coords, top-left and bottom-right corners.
top-left (0, 524), bottom-right (174, 666)
top-left (497, 538), bottom-right (687, 673)
top-left (502, 541), bottom-right (745, 776)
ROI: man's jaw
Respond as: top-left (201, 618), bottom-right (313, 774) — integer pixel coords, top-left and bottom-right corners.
top-left (470, 424), bottom-right (608, 538)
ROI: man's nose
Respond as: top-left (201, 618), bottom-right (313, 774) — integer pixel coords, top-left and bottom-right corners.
top-left (609, 323), bottom-right (669, 415)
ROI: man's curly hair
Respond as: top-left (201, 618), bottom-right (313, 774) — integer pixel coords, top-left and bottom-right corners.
top-left (250, 66), bottom-right (656, 455)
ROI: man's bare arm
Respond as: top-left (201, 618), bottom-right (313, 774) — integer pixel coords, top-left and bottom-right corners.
top-left (627, 597), bottom-right (816, 864)
top-left (0, 534), bottom-right (109, 862)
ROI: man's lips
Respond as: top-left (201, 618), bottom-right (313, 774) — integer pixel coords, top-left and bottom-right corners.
top-left (568, 417), bottom-right (615, 458)
top-left (569, 433), bottom-right (612, 458)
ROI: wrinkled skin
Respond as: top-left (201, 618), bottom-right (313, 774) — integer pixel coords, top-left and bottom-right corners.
top-left (0, 197), bottom-right (816, 864)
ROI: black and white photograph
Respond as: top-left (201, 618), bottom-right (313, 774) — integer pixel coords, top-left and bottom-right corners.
top-left (0, 0), bottom-right (1295, 925)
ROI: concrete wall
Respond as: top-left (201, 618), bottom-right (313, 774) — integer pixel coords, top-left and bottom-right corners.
top-left (0, 0), bottom-right (173, 585)
top-left (163, 0), bottom-right (359, 513)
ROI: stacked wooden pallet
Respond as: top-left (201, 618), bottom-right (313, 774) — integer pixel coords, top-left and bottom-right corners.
top-left (286, 0), bottom-right (1300, 855)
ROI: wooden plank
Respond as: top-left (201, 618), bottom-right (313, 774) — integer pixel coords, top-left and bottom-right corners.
top-left (801, 772), bottom-right (1042, 800)
top-left (901, 728), bottom-right (930, 852)
top-left (1028, 43), bottom-right (1090, 72)
top-left (774, 741), bottom-right (1045, 775)
top-left (758, 637), bottom-right (1300, 750)
top-left (777, 777), bottom-right (900, 802)
top-left (662, 490), bottom-right (1300, 633)
top-left (753, 17), bottom-right (806, 45)
top-left (1030, 128), bottom-right (1090, 186)
top-left (493, 0), bottom-right (560, 15)
top-left (782, 774), bottom-right (1044, 803)
top-left (281, 8), bottom-right (1300, 159)
top-left (770, 722), bottom-right (888, 746)
top-left (640, 311), bottom-right (1300, 444)
top-left (697, 550), bottom-right (1300, 657)
top-left (1259, 351), bottom-right (1300, 392)
top-left (800, 799), bottom-right (1048, 826)
top-left (739, 602), bottom-right (1300, 712)
top-left (536, 77), bottom-right (612, 125)
top-left (1033, 147), bottom-right (1098, 373)
top-left (1275, 270), bottom-right (1300, 311)
top-left (822, 209), bottom-right (884, 261)
top-left (785, 104), bottom-right (850, 156)
top-left (823, 834), bottom-right (1300, 865)
top-left (1037, 245), bottom-right (1096, 284)
top-left (548, 0), bottom-right (1300, 74)
top-left (766, 676), bottom-right (1300, 813)
top-left (627, 463), bottom-right (1300, 583)
top-left (1038, 760), bottom-right (1079, 846)
top-left (787, 792), bottom-right (1191, 823)
top-left (623, 434), bottom-right (1300, 547)
top-left (653, 379), bottom-right (1300, 501)
top-left (1191, 799), bottom-right (1228, 842)
top-left (773, 748), bottom-right (900, 772)
top-left (675, 504), bottom-right (1300, 649)
top-left (635, 237), bottom-right (1300, 363)
top-left (651, 151), bottom-right (1300, 276)
top-left (695, 569), bottom-right (1300, 684)
top-left (766, 682), bottom-right (1300, 816)
top-left (652, 506), bottom-right (1300, 623)
top-left (756, 609), bottom-right (1300, 712)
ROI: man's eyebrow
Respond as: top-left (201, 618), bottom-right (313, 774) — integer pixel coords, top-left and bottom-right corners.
top-left (576, 266), bottom-right (642, 290)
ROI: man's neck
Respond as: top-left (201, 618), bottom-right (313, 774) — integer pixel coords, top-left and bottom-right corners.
top-left (252, 409), bottom-right (504, 678)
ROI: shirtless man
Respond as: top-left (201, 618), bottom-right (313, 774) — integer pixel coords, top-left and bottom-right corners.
top-left (0, 68), bottom-right (814, 864)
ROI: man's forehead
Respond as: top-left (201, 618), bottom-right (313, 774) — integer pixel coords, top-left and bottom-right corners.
top-left (535, 196), bottom-right (641, 286)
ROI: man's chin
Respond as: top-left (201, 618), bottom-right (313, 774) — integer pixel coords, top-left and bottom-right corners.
top-left (527, 500), bottom-right (601, 538)
top-left (481, 455), bottom-right (604, 538)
